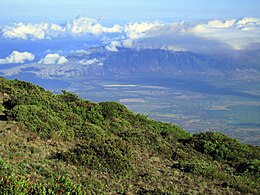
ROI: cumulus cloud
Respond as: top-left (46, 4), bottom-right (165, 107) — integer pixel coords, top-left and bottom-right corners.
top-left (105, 41), bottom-right (122, 52)
top-left (1, 17), bottom-right (161, 41)
top-left (123, 22), bottom-right (162, 39)
top-left (1, 16), bottom-right (121, 40)
top-left (68, 16), bottom-right (122, 35)
top-left (1, 17), bottom-right (259, 54)
top-left (0, 51), bottom-right (34, 64)
top-left (39, 54), bottom-right (68, 64)
top-left (127, 24), bottom-right (233, 54)
top-left (2, 23), bottom-right (66, 40)
top-left (189, 17), bottom-right (260, 50)
top-left (132, 33), bottom-right (232, 54)
top-left (207, 19), bottom-right (237, 28)
top-left (79, 58), bottom-right (100, 65)
top-left (124, 17), bottom-right (260, 53)
top-left (2, 23), bottom-right (46, 40)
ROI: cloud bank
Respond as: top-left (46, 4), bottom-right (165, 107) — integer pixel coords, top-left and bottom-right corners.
top-left (0, 51), bottom-right (34, 64)
top-left (124, 17), bottom-right (260, 53)
top-left (2, 23), bottom-right (66, 40)
top-left (1, 17), bottom-right (259, 53)
top-left (39, 54), bottom-right (68, 64)
top-left (68, 17), bottom-right (121, 35)
top-left (1, 16), bottom-right (121, 40)
top-left (1, 17), bottom-right (160, 42)
top-left (190, 17), bottom-right (260, 50)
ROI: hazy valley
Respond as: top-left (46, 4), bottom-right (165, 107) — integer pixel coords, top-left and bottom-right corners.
top-left (1, 47), bottom-right (259, 145)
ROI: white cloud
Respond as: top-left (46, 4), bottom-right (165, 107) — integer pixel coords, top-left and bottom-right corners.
top-left (237, 17), bottom-right (260, 27)
top-left (39, 54), bottom-right (68, 64)
top-left (68, 16), bottom-right (122, 35)
top-left (124, 18), bottom-right (260, 52)
top-left (2, 23), bottom-right (65, 40)
top-left (1, 16), bottom-right (122, 40)
top-left (105, 41), bottom-right (122, 52)
top-left (2, 23), bottom-right (46, 40)
top-left (122, 39), bottom-right (134, 48)
top-left (207, 19), bottom-right (236, 28)
top-left (189, 17), bottom-right (260, 50)
top-left (1, 17), bottom-right (259, 53)
top-left (79, 58), bottom-right (99, 65)
top-left (57, 56), bottom-right (68, 64)
top-left (0, 51), bottom-right (34, 64)
top-left (123, 22), bottom-right (162, 39)
top-left (1, 17), bottom-right (161, 41)
top-left (70, 49), bottom-right (90, 55)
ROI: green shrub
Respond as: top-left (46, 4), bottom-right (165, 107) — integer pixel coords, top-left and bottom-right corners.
top-left (99, 101), bottom-right (129, 120)
top-left (0, 158), bottom-right (13, 176)
top-left (236, 159), bottom-right (260, 176)
top-left (8, 105), bottom-right (73, 139)
top-left (56, 136), bottom-right (134, 175)
top-left (1, 77), bottom-right (259, 194)
top-left (0, 175), bottom-right (84, 194)
top-left (186, 132), bottom-right (260, 167)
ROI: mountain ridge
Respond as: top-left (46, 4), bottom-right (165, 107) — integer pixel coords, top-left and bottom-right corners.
top-left (103, 48), bottom-right (240, 76)
top-left (1, 47), bottom-right (259, 79)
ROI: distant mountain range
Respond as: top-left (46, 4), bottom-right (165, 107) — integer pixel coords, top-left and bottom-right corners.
top-left (103, 48), bottom-right (242, 76)
top-left (1, 47), bottom-right (259, 79)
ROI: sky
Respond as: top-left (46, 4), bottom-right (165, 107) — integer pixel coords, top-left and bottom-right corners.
top-left (0, 0), bottom-right (259, 65)
top-left (1, 0), bottom-right (260, 23)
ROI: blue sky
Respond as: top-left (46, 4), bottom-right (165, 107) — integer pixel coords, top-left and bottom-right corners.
top-left (0, 0), bottom-right (259, 62)
top-left (1, 0), bottom-right (260, 23)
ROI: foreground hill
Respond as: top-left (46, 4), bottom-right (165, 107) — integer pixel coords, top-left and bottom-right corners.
top-left (0, 77), bottom-right (259, 194)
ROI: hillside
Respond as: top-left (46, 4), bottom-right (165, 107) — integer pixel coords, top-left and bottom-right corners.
top-left (0, 76), bottom-right (259, 194)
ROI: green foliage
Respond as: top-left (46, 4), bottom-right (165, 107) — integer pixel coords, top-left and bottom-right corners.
top-left (0, 76), bottom-right (259, 194)
top-left (57, 136), bottom-right (134, 175)
top-left (0, 175), bottom-right (84, 194)
top-left (185, 132), bottom-right (260, 169)
top-left (0, 157), bottom-right (83, 194)
top-left (172, 160), bottom-right (218, 179)
top-left (0, 157), bottom-right (13, 176)
top-left (8, 105), bottom-right (74, 139)
top-left (99, 101), bottom-right (129, 120)
top-left (183, 131), bottom-right (260, 192)
top-left (149, 120), bottom-right (191, 140)
top-left (85, 105), bottom-right (104, 125)
top-left (0, 76), bottom-right (190, 142)
top-left (236, 159), bottom-right (260, 176)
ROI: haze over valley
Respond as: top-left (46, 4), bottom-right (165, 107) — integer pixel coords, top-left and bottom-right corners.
top-left (1, 14), bottom-right (259, 145)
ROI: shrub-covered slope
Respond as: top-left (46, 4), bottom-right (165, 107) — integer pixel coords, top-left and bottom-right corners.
top-left (0, 77), bottom-right (259, 194)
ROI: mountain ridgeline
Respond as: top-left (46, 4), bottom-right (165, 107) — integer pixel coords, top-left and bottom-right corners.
top-left (0, 77), bottom-right (259, 194)
top-left (2, 47), bottom-right (259, 80)
top-left (103, 48), bottom-right (240, 76)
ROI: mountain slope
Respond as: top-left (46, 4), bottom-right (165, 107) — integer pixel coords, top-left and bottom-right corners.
top-left (0, 77), bottom-right (259, 194)
top-left (2, 47), bottom-right (256, 80)
top-left (103, 48), bottom-right (240, 75)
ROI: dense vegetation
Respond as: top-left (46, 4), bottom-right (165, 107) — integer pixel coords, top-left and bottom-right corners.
top-left (0, 77), bottom-right (259, 194)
